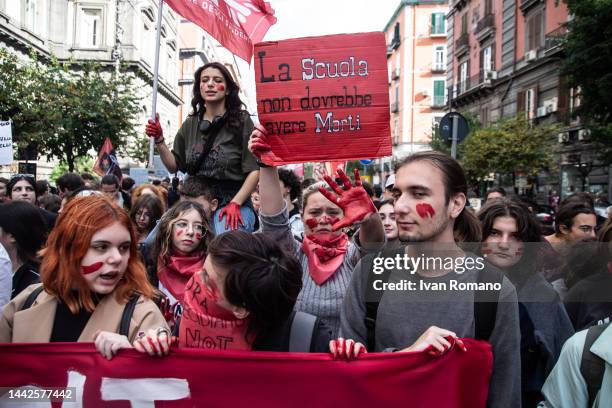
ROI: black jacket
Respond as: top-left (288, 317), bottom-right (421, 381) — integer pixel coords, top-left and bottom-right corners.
top-left (252, 312), bottom-right (333, 352)
top-left (11, 262), bottom-right (40, 299)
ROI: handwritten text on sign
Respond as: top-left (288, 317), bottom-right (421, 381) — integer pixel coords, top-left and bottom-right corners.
top-left (254, 32), bottom-right (391, 166)
top-left (0, 121), bottom-right (13, 165)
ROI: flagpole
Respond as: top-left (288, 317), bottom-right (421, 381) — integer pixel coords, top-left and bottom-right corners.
top-left (148, 0), bottom-right (164, 170)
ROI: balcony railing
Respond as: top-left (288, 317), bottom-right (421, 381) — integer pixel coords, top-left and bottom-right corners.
top-left (545, 25), bottom-right (568, 51)
top-left (456, 71), bottom-right (496, 96)
top-left (432, 63), bottom-right (445, 72)
top-left (455, 33), bottom-right (469, 52)
top-left (432, 95), bottom-right (446, 108)
top-left (476, 13), bottom-right (494, 33)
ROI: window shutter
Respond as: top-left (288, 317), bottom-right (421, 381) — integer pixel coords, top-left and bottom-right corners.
top-left (491, 43), bottom-right (496, 71)
top-left (535, 12), bottom-right (543, 49)
top-left (432, 13), bottom-right (436, 31)
top-left (517, 90), bottom-right (525, 114)
top-left (479, 48), bottom-right (484, 81)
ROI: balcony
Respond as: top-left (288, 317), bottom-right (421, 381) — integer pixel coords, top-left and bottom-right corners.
top-left (475, 14), bottom-right (495, 43)
top-left (455, 33), bottom-right (469, 56)
top-left (431, 63), bottom-right (445, 73)
top-left (544, 25), bottom-right (568, 54)
top-left (451, 71), bottom-right (497, 107)
top-left (432, 95), bottom-right (446, 108)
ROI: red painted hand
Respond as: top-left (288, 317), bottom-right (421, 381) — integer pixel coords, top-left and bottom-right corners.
top-left (145, 114), bottom-right (163, 141)
top-left (319, 168), bottom-right (376, 231)
top-left (248, 124), bottom-right (281, 165)
top-left (218, 202), bottom-right (244, 231)
top-left (329, 338), bottom-right (367, 361)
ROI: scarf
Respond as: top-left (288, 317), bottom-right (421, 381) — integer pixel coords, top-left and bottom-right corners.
top-left (301, 232), bottom-right (349, 285)
top-left (179, 272), bottom-right (252, 350)
top-left (157, 253), bottom-right (204, 303)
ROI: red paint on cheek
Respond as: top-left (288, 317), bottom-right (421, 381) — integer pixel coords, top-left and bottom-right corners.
top-left (329, 217), bottom-right (340, 225)
top-left (306, 219), bottom-right (318, 229)
top-left (81, 262), bottom-right (103, 275)
top-left (416, 203), bottom-right (435, 218)
top-left (176, 230), bottom-right (184, 237)
top-left (195, 233), bottom-right (202, 241)
top-left (217, 84), bottom-right (225, 92)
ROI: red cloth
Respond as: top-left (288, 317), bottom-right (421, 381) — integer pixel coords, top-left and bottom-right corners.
top-left (179, 273), bottom-right (252, 350)
top-left (301, 232), bottom-right (348, 285)
top-left (0, 340), bottom-right (493, 407)
top-left (163, 0), bottom-right (277, 62)
top-left (157, 254), bottom-right (204, 302)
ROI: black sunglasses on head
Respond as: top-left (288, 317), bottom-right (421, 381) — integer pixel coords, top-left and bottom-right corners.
top-left (10, 173), bottom-right (35, 181)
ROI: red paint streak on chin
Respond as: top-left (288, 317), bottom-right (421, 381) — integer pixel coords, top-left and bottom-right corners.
top-left (81, 262), bottom-right (103, 275)
top-left (217, 84), bottom-right (225, 92)
top-left (305, 219), bottom-right (318, 229)
top-left (416, 203), bottom-right (435, 218)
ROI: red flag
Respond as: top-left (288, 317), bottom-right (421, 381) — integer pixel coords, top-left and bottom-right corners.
top-left (93, 137), bottom-right (123, 181)
top-left (164, 0), bottom-right (277, 62)
top-left (0, 341), bottom-right (493, 407)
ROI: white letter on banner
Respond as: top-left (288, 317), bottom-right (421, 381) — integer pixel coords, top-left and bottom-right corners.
top-left (101, 378), bottom-right (190, 408)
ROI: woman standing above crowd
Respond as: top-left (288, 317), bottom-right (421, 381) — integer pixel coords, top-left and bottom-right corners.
top-left (249, 125), bottom-right (385, 337)
top-left (0, 196), bottom-right (168, 360)
top-left (146, 62), bottom-right (259, 233)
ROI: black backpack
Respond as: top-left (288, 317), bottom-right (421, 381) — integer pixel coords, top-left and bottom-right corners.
top-left (362, 247), bottom-right (504, 351)
top-left (580, 322), bottom-right (609, 407)
top-left (20, 286), bottom-right (140, 337)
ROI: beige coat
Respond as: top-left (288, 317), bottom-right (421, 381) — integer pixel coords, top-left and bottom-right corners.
top-left (0, 283), bottom-right (168, 343)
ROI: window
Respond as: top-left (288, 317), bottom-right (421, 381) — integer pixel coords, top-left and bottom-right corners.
top-left (81, 9), bottom-right (102, 47)
top-left (434, 45), bottom-right (446, 71)
top-left (433, 80), bottom-right (446, 107)
top-left (526, 10), bottom-right (544, 51)
top-left (142, 22), bottom-right (151, 63)
top-left (483, 45), bottom-right (492, 73)
top-left (25, 0), bottom-right (37, 31)
top-left (431, 13), bottom-right (445, 35)
top-left (459, 61), bottom-right (468, 93)
top-left (395, 54), bottom-right (400, 77)
top-left (484, 0), bottom-right (493, 15)
top-left (461, 13), bottom-right (468, 34)
top-left (388, 61), bottom-right (392, 83)
top-left (525, 88), bottom-right (536, 119)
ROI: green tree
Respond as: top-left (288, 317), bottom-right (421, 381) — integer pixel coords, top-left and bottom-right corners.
top-left (460, 117), bottom-right (558, 184)
top-left (49, 156), bottom-right (96, 183)
top-left (0, 50), bottom-right (141, 171)
top-left (561, 0), bottom-right (612, 162)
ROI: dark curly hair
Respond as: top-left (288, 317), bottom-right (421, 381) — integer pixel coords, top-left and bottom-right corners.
top-left (190, 62), bottom-right (246, 130)
top-left (278, 168), bottom-right (302, 202)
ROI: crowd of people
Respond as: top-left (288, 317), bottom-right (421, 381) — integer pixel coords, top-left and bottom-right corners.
top-left (0, 60), bottom-right (610, 407)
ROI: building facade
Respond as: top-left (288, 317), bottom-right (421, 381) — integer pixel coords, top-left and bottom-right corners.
top-left (447, 0), bottom-right (609, 198)
top-left (0, 0), bottom-right (182, 176)
top-left (384, 0), bottom-right (450, 160)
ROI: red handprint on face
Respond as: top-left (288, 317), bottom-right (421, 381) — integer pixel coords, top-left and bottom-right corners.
top-left (318, 168), bottom-right (376, 231)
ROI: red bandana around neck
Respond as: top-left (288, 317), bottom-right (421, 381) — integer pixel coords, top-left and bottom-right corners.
top-left (179, 273), bottom-right (252, 351)
top-left (157, 253), bottom-right (204, 303)
top-left (301, 232), bottom-right (349, 285)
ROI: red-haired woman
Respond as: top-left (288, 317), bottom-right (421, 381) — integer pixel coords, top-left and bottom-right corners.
top-left (0, 196), bottom-right (169, 360)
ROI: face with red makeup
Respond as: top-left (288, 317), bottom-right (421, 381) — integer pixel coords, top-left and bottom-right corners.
top-left (80, 221), bottom-right (131, 295)
top-left (302, 191), bottom-right (343, 236)
top-left (200, 255), bottom-right (249, 319)
top-left (171, 208), bottom-right (205, 254)
top-left (483, 216), bottom-right (524, 270)
top-left (392, 161), bottom-right (465, 243)
top-left (200, 67), bottom-right (228, 105)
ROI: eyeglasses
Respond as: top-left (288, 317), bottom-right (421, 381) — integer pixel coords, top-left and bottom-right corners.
top-left (10, 173), bottom-right (35, 181)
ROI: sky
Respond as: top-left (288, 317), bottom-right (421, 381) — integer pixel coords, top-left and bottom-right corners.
top-left (237, 0), bottom-right (402, 111)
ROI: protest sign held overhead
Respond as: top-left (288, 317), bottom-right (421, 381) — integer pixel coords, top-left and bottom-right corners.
top-left (0, 121), bottom-right (12, 165)
top-left (254, 32), bottom-right (391, 166)
top-left (163, 0), bottom-right (277, 62)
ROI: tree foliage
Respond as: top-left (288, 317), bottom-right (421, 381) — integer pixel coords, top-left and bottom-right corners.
top-left (460, 117), bottom-right (558, 183)
top-left (561, 0), bottom-right (612, 162)
top-left (0, 48), bottom-right (141, 171)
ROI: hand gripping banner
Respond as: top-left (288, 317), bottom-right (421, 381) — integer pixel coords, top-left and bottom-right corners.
top-left (0, 340), bottom-right (492, 407)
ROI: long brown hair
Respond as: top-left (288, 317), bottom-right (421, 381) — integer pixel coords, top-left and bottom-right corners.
top-left (395, 151), bottom-right (481, 242)
top-left (40, 196), bottom-right (154, 313)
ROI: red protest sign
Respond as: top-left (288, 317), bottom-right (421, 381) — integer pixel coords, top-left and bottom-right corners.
top-left (254, 32), bottom-right (391, 166)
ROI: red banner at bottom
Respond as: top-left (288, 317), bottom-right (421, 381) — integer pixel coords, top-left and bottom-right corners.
top-left (0, 340), bottom-right (492, 407)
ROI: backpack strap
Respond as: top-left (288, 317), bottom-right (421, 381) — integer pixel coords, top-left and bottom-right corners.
top-left (289, 311), bottom-right (317, 352)
top-left (473, 266), bottom-right (504, 341)
top-left (364, 248), bottom-right (402, 351)
top-left (20, 286), bottom-right (45, 311)
top-left (119, 294), bottom-right (141, 337)
top-left (580, 323), bottom-right (609, 407)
